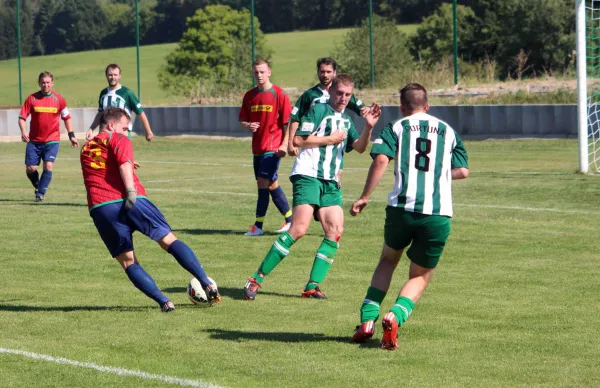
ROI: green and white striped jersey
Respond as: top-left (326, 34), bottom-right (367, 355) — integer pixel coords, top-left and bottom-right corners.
top-left (97, 86), bottom-right (144, 130)
top-left (290, 85), bottom-right (364, 122)
top-left (292, 103), bottom-right (360, 181)
top-left (371, 112), bottom-right (468, 217)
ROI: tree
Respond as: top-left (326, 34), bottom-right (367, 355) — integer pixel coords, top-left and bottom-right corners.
top-left (158, 4), bottom-right (272, 101)
top-left (332, 15), bottom-right (413, 89)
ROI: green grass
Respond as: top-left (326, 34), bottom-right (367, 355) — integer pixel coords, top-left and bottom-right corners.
top-left (1, 137), bottom-right (600, 387)
top-left (0, 26), bottom-right (418, 108)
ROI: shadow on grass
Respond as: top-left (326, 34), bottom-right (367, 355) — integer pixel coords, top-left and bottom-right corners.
top-left (162, 286), bottom-right (299, 301)
top-left (0, 198), bottom-right (86, 207)
top-left (173, 228), bottom-right (280, 236)
top-left (0, 304), bottom-right (156, 312)
top-left (204, 328), bottom-right (351, 344)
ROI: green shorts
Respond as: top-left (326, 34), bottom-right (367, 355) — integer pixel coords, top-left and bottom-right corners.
top-left (290, 175), bottom-right (342, 208)
top-left (384, 206), bottom-right (451, 269)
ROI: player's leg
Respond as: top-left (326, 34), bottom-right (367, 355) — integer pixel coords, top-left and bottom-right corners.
top-left (247, 155), bottom-right (269, 236)
top-left (301, 179), bottom-right (343, 298)
top-left (127, 198), bottom-right (221, 304)
top-left (24, 143), bottom-right (41, 197)
top-left (381, 212), bottom-right (450, 350)
top-left (37, 143), bottom-right (59, 200)
top-left (157, 231), bottom-right (221, 305)
top-left (265, 155), bottom-right (292, 231)
top-left (91, 202), bottom-right (172, 311)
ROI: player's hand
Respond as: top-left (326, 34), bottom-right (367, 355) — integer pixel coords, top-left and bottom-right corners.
top-left (350, 198), bottom-right (368, 216)
top-left (359, 106), bottom-right (370, 117)
top-left (85, 129), bottom-right (94, 140)
top-left (364, 103), bottom-right (382, 128)
top-left (133, 161), bottom-right (141, 169)
top-left (249, 122), bottom-right (260, 132)
top-left (329, 129), bottom-right (347, 145)
top-left (70, 138), bottom-right (80, 148)
top-left (277, 144), bottom-right (287, 158)
top-left (21, 132), bottom-right (29, 143)
top-left (288, 142), bottom-right (299, 157)
top-left (124, 188), bottom-right (137, 210)
top-left (145, 130), bottom-right (154, 142)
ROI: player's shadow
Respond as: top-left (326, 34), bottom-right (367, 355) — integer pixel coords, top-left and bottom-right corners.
top-left (161, 286), bottom-right (298, 301)
top-left (173, 228), bottom-right (281, 236)
top-left (204, 328), bottom-right (350, 344)
top-left (0, 304), bottom-right (156, 312)
top-left (0, 198), bottom-right (86, 207)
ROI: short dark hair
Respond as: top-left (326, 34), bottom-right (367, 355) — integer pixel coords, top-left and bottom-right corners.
top-left (331, 73), bottom-right (354, 89)
top-left (100, 107), bottom-right (131, 126)
top-left (105, 64), bottom-right (121, 76)
top-left (317, 57), bottom-right (337, 71)
top-left (253, 58), bottom-right (270, 68)
top-left (38, 71), bottom-right (53, 83)
top-left (400, 83), bottom-right (428, 110)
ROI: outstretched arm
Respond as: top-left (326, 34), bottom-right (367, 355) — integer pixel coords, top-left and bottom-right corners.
top-left (350, 153), bottom-right (390, 216)
top-left (293, 130), bottom-right (346, 148)
top-left (351, 103), bottom-right (381, 153)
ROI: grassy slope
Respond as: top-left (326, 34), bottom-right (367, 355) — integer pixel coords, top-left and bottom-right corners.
top-left (0, 26), bottom-right (419, 107)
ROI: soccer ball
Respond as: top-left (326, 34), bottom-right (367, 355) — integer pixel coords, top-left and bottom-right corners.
top-left (186, 277), bottom-right (216, 305)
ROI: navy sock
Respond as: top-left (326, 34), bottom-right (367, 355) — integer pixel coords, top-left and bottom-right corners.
top-left (37, 170), bottom-right (53, 195)
top-left (270, 186), bottom-right (292, 223)
top-left (125, 264), bottom-right (169, 305)
top-left (167, 240), bottom-right (211, 288)
top-left (26, 170), bottom-right (39, 189)
top-left (255, 188), bottom-right (270, 229)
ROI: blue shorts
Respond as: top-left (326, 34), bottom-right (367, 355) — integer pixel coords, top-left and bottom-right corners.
top-left (90, 198), bottom-right (172, 258)
top-left (253, 153), bottom-right (281, 181)
top-left (25, 142), bottom-right (60, 166)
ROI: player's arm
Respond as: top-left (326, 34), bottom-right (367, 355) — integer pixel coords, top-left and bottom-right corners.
top-left (18, 97), bottom-right (31, 142)
top-left (287, 121), bottom-right (300, 155)
top-left (137, 111), bottom-right (154, 142)
top-left (349, 94), bottom-right (369, 117)
top-left (351, 103), bottom-right (381, 153)
top-left (119, 160), bottom-right (137, 210)
top-left (451, 135), bottom-right (469, 180)
top-left (87, 111), bottom-right (102, 140)
top-left (277, 90), bottom-right (292, 157)
top-left (64, 118), bottom-right (79, 147)
top-left (350, 153), bottom-right (391, 216)
top-left (130, 93), bottom-right (153, 141)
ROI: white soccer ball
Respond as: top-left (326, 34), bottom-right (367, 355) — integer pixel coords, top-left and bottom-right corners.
top-left (187, 277), bottom-right (216, 305)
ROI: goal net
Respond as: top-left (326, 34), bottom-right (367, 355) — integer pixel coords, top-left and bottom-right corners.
top-left (577, 0), bottom-right (600, 173)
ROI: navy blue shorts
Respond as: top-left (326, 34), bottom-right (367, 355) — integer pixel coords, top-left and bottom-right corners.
top-left (25, 142), bottom-right (60, 166)
top-left (90, 198), bottom-right (172, 258)
top-left (253, 153), bottom-right (281, 181)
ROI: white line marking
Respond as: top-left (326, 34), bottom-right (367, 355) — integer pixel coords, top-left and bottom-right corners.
top-left (0, 347), bottom-right (221, 388)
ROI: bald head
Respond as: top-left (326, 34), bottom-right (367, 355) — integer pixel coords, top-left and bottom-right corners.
top-left (400, 83), bottom-right (428, 113)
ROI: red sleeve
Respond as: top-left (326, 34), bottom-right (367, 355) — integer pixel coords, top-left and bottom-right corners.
top-left (279, 89), bottom-right (291, 125)
top-left (19, 96), bottom-right (32, 120)
top-left (57, 94), bottom-right (71, 121)
top-left (111, 134), bottom-right (134, 165)
top-left (239, 92), bottom-right (250, 122)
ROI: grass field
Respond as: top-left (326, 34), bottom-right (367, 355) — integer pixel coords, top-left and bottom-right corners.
top-left (1, 137), bottom-right (599, 387)
top-left (0, 25), bottom-right (418, 108)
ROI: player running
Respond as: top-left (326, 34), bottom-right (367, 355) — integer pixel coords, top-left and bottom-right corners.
top-left (80, 107), bottom-right (220, 312)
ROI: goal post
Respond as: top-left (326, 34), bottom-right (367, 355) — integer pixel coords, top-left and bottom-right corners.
top-left (577, 0), bottom-right (588, 173)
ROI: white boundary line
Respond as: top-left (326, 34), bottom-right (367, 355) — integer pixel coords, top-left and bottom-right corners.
top-left (0, 347), bottom-right (222, 388)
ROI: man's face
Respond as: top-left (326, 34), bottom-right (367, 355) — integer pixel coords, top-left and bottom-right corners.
top-left (253, 64), bottom-right (271, 87)
top-left (39, 77), bottom-right (53, 95)
top-left (329, 83), bottom-right (353, 112)
top-left (106, 68), bottom-right (121, 87)
top-left (317, 64), bottom-right (336, 87)
top-left (108, 116), bottom-right (130, 134)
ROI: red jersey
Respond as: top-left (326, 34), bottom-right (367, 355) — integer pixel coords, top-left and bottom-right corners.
top-left (19, 91), bottom-right (71, 143)
top-left (80, 132), bottom-right (147, 210)
top-left (239, 85), bottom-right (291, 155)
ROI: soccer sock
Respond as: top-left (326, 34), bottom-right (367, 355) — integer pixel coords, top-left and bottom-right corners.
top-left (270, 186), bottom-right (292, 223)
top-left (26, 170), bottom-right (39, 189)
top-left (254, 232), bottom-right (295, 284)
top-left (360, 286), bottom-right (387, 323)
top-left (254, 188), bottom-right (270, 229)
top-left (305, 238), bottom-right (338, 291)
top-left (37, 170), bottom-right (53, 195)
top-left (125, 264), bottom-right (169, 305)
top-left (389, 296), bottom-right (415, 326)
top-left (167, 240), bottom-right (211, 288)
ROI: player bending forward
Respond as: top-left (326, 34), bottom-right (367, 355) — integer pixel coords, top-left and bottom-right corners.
top-left (350, 83), bottom-right (469, 350)
top-left (80, 107), bottom-right (220, 312)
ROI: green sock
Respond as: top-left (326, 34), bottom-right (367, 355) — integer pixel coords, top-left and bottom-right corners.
top-left (253, 232), bottom-right (295, 284)
top-left (305, 238), bottom-right (338, 291)
top-left (389, 296), bottom-right (415, 326)
top-left (360, 286), bottom-right (387, 323)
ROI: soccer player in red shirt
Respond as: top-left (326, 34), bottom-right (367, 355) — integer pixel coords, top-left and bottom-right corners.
top-left (19, 71), bottom-right (79, 202)
top-left (80, 107), bottom-right (221, 312)
top-left (239, 58), bottom-right (293, 236)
